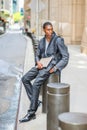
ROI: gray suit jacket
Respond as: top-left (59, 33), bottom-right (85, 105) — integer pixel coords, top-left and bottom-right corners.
top-left (35, 32), bottom-right (69, 73)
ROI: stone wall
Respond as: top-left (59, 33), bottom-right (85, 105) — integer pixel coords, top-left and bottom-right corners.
top-left (71, 0), bottom-right (85, 45)
top-left (38, 0), bottom-right (85, 45)
top-left (24, 0), bottom-right (87, 54)
top-left (81, 0), bottom-right (87, 54)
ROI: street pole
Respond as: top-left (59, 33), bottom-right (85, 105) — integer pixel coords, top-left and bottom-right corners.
top-left (48, 0), bottom-right (50, 20)
top-left (36, 0), bottom-right (39, 39)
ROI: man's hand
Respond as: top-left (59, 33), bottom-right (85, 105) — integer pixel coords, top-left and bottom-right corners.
top-left (49, 66), bottom-right (57, 73)
top-left (37, 61), bottom-right (43, 69)
top-left (49, 68), bottom-right (54, 73)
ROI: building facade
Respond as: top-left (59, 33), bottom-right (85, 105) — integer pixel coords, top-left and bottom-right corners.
top-left (23, 0), bottom-right (31, 29)
top-left (24, 0), bottom-right (87, 54)
top-left (0, 0), bottom-right (13, 13)
top-left (13, 0), bottom-right (17, 13)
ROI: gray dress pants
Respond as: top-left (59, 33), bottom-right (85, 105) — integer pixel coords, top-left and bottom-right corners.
top-left (22, 66), bottom-right (50, 111)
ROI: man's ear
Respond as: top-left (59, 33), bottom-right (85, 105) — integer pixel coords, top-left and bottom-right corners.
top-left (43, 28), bottom-right (46, 34)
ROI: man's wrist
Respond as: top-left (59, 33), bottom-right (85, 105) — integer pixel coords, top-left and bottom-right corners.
top-left (53, 66), bottom-right (57, 72)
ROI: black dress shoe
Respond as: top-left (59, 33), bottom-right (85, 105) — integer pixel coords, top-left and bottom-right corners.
top-left (19, 111), bottom-right (36, 123)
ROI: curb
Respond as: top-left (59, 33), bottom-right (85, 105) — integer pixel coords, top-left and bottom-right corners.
top-left (0, 31), bottom-right (7, 38)
top-left (15, 35), bottom-right (35, 130)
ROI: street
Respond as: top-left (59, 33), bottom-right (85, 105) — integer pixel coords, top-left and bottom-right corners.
top-left (0, 27), bottom-right (27, 130)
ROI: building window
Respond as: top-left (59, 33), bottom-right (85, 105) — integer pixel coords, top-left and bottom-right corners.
top-left (13, 0), bottom-right (17, 13)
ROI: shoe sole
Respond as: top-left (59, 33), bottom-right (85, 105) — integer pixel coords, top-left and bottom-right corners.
top-left (19, 115), bottom-right (36, 123)
top-left (29, 115), bottom-right (36, 121)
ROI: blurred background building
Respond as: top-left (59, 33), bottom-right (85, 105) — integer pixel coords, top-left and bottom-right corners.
top-left (0, 0), bottom-right (23, 15)
top-left (24, 0), bottom-right (87, 54)
top-left (0, 0), bottom-right (87, 54)
top-left (13, 0), bottom-right (17, 13)
top-left (0, 0), bottom-right (13, 14)
top-left (23, 0), bottom-right (31, 30)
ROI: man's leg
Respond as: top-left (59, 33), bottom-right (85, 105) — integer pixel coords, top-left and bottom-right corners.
top-left (19, 67), bottom-right (39, 123)
top-left (19, 68), bottom-right (50, 122)
top-left (30, 68), bottom-right (50, 112)
top-left (22, 67), bottom-right (39, 100)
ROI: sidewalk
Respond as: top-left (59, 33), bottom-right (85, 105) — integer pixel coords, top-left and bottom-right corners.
top-left (16, 36), bottom-right (46, 130)
top-left (16, 37), bottom-right (87, 130)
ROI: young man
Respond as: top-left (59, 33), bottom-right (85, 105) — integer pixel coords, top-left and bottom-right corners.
top-left (19, 22), bottom-right (69, 123)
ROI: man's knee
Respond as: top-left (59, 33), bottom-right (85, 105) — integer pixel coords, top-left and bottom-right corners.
top-left (33, 76), bottom-right (48, 88)
top-left (21, 75), bottom-right (30, 83)
top-left (21, 75), bottom-right (26, 83)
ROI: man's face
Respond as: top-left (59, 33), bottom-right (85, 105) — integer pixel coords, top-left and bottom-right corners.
top-left (43, 25), bottom-right (53, 38)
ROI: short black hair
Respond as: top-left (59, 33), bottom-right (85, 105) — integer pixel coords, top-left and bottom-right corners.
top-left (43, 22), bottom-right (53, 29)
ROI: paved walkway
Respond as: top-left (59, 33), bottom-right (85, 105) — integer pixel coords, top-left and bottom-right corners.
top-left (16, 37), bottom-right (87, 130)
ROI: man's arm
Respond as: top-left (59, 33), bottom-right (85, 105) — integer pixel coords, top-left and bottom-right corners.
top-left (54, 37), bottom-right (69, 71)
top-left (35, 43), bottom-right (43, 69)
top-left (35, 43), bottom-right (41, 63)
top-left (50, 37), bottom-right (69, 73)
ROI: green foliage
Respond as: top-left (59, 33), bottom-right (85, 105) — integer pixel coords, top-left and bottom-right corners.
top-left (0, 10), bottom-right (10, 20)
top-left (13, 12), bottom-right (24, 22)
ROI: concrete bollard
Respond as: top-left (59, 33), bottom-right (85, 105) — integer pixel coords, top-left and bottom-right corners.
top-left (58, 112), bottom-right (87, 130)
top-left (47, 83), bottom-right (70, 130)
top-left (42, 73), bottom-right (60, 113)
